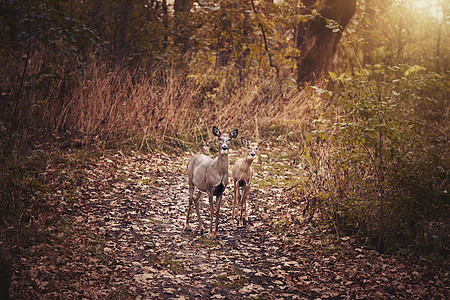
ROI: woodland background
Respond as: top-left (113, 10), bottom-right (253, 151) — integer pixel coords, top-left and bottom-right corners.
top-left (0, 0), bottom-right (448, 295)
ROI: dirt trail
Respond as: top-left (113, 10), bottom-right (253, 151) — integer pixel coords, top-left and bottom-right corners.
top-left (73, 153), bottom-right (303, 299)
top-left (10, 150), bottom-right (448, 299)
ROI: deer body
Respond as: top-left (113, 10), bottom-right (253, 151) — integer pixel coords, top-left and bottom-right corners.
top-left (232, 138), bottom-right (267, 227)
top-left (188, 154), bottom-right (228, 195)
top-left (185, 126), bottom-right (238, 238)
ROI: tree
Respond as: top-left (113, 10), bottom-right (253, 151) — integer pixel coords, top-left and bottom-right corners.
top-left (296, 0), bottom-right (356, 83)
top-left (116, 0), bottom-right (133, 57)
top-left (174, 0), bottom-right (194, 54)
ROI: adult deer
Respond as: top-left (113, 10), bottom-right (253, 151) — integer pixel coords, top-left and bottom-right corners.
top-left (185, 126), bottom-right (238, 238)
top-left (231, 137), bottom-right (267, 227)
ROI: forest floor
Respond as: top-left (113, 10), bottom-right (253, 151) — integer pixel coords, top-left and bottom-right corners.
top-left (8, 146), bottom-right (449, 299)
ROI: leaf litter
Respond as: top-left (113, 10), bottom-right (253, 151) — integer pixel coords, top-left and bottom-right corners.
top-left (9, 148), bottom-right (449, 299)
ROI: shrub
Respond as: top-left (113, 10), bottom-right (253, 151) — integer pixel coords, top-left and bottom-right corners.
top-left (301, 65), bottom-right (449, 254)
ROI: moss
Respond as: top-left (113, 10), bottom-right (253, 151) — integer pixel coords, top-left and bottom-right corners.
top-left (140, 177), bottom-right (159, 187)
top-left (196, 236), bottom-right (222, 248)
top-left (211, 268), bottom-right (247, 290)
top-left (161, 252), bottom-right (186, 274)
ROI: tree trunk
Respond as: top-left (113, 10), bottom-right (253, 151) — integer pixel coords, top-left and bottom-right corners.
top-left (174, 0), bottom-right (194, 54)
top-left (217, 3), bottom-right (232, 68)
top-left (162, 0), bottom-right (169, 49)
top-left (116, 0), bottom-right (133, 57)
top-left (296, 0), bottom-right (356, 84)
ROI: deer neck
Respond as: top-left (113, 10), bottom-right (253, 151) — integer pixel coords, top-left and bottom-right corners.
top-left (215, 151), bottom-right (229, 174)
top-left (243, 156), bottom-right (255, 167)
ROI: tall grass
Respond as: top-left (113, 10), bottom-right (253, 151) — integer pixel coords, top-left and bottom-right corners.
top-left (2, 49), bottom-right (314, 151)
top-left (41, 59), bottom-right (314, 148)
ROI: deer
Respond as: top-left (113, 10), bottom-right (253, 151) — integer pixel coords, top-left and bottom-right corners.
top-left (185, 126), bottom-right (238, 238)
top-left (231, 137), bottom-right (267, 227)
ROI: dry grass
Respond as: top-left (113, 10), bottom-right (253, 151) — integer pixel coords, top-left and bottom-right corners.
top-left (1, 47), bottom-right (316, 150)
top-left (53, 61), bottom-right (315, 148)
top-left (65, 63), bottom-right (200, 141)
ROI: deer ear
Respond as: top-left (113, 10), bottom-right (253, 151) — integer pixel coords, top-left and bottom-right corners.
top-left (241, 137), bottom-right (248, 147)
top-left (259, 138), bottom-right (268, 146)
top-left (230, 129), bottom-right (238, 139)
top-left (212, 126), bottom-right (221, 137)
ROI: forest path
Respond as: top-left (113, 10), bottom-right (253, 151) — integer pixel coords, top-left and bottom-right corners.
top-left (11, 149), bottom-right (448, 299)
top-left (71, 151), bottom-right (306, 299)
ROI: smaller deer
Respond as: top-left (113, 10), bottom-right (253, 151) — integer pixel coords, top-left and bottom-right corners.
top-left (186, 126), bottom-right (238, 238)
top-left (231, 137), bottom-right (267, 227)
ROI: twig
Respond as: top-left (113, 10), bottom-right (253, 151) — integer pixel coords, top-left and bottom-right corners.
top-left (283, 173), bottom-right (312, 192)
top-left (250, 0), bottom-right (279, 78)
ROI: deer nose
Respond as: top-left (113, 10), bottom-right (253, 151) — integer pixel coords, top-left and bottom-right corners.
top-left (222, 145), bottom-right (228, 150)
top-left (250, 152), bottom-right (256, 157)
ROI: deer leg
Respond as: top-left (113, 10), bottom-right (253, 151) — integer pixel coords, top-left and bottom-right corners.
top-left (213, 194), bottom-right (222, 238)
top-left (208, 194), bottom-right (214, 238)
top-left (232, 183), bottom-right (240, 226)
top-left (242, 185), bottom-right (250, 226)
top-left (238, 187), bottom-right (244, 227)
top-left (239, 185), bottom-right (248, 227)
top-left (185, 182), bottom-right (195, 231)
top-left (194, 192), bottom-right (203, 233)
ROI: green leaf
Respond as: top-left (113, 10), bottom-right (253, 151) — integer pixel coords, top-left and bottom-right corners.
top-left (329, 71), bottom-right (338, 81)
top-left (404, 65), bottom-right (426, 76)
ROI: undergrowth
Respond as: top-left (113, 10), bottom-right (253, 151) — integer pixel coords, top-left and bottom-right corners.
top-left (291, 66), bottom-right (449, 256)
